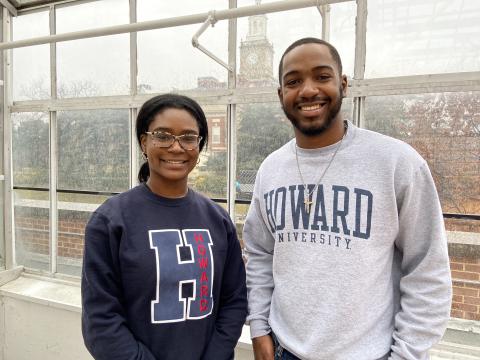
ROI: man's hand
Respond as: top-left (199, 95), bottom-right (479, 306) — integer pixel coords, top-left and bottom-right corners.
top-left (252, 334), bottom-right (274, 360)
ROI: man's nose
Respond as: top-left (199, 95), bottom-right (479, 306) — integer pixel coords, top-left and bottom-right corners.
top-left (299, 78), bottom-right (319, 98)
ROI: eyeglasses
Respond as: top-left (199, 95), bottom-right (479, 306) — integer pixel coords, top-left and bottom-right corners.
top-left (145, 131), bottom-right (202, 151)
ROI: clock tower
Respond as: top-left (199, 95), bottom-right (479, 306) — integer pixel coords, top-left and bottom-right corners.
top-left (238, 1), bottom-right (275, 87)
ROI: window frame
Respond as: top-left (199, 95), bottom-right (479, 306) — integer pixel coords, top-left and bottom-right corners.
top-left (1, 0), bottom-right (479, 279)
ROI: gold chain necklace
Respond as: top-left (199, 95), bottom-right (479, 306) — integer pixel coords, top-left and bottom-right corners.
top-left (295, 122), bottom-right (348, 214)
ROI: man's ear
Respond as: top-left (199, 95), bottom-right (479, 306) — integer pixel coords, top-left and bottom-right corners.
top-left (277, 86), bottom-right (283, 104)
top-left (341, 75), bottom-right (348, 97)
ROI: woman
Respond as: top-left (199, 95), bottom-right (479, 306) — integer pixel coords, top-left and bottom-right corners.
top-left (81, 94), bottom-right (247, 360)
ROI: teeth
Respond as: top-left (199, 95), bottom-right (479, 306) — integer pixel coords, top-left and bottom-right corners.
top-left (165, 160), bottom-right (184, 164)
top-left (301, 104), bottom-right (322, 111)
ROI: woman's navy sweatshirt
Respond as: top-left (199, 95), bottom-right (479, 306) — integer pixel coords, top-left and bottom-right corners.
top-left (81, 184), bottom-right (247, 360)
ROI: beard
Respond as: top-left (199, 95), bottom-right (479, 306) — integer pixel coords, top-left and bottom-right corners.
top-left (283, 88), bottom-right (344, 137)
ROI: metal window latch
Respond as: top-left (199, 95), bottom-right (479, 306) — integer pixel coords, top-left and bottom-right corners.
top-left (192, 10), bottom-right (233, 72)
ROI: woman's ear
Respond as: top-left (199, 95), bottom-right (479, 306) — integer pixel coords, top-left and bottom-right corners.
top-left (140, 134), bottom-right (147, 154)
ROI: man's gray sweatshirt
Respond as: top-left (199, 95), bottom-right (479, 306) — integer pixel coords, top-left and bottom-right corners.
top-left (244, 122), bottom-right (452, 360)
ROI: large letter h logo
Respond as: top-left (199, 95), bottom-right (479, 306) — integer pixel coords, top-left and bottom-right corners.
top-left (149, 229), bottom-right (214, 323)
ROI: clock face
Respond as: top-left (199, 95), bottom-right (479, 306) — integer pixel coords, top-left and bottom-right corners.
top-left (247, 53), bottom-right (258, 65)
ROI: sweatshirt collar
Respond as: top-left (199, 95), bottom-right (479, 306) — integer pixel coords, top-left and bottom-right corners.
top-left (291, 120), bottom-right (356, 158)
top-left (138, 183), bottom-right (195, 206)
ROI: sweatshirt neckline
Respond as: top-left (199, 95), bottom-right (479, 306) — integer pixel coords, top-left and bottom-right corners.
top-left (291, 120), bottom-right (356, 158)
top-left (138, 183), bottom-right (194, 206)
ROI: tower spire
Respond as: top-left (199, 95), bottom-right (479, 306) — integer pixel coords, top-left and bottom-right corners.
top-left (238, 0), bottom-right (275, 87)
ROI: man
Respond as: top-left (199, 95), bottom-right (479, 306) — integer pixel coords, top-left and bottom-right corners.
top-left (243, 37), bottom-right (452, 360)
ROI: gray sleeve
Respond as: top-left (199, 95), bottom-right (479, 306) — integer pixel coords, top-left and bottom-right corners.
top-left (390, 163), bottom-right (452, 360)
top-left (243, 174), bottom-right (276, 339)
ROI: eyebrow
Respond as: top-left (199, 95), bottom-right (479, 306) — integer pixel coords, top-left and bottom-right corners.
top-left (151, 127), bottom-right (198, 134)
top-left (283, 65), bottom-right (336, 80)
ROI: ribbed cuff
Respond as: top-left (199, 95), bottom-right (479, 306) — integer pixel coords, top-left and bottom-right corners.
top-left (249, 319), bottom-right (271, 339)
top-left (388, 352), bottom-right (406, 360)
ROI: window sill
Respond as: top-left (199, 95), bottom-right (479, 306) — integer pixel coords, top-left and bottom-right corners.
top-left (0, 273), bottom-right (254, 348)
top-left (1, 272), bottom-right (478, 353)
top-left (0, 273), bottom-right (81, 313)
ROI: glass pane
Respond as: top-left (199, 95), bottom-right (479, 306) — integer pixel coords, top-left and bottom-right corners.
top-left (449, 242), bottom-right (480, 321)
top-left (57, 109), bottom-right (130, 193)
top-left (329, 1), bottom-right (356, 78)
top-left (341, 97), bottom-right (353, 122)
top-left (56, 0), bottom-right (130, 97)
top-left (12, 112), bottom-right (49, 188)
top-left (12, 11), bottom-right (50, 100)
top-left (57, 192), bottom-right (107, 276)
top-left (14, 189), bottom-right (50, 271)
top-left (0, 89), bottom-right (2, 171)
top-left (364, 92), bottom-right (480, 224)
top-left (56, 36), bottom-right (129, 97)
top-left (137, 1), bottom-right (228, 93)
top-left (137, 23), bottom-right (228, 93)
top-left (236, 2), bottom-right (355, 87)
top-left (138, 0), bottom-right (228, 20)
top-left (236, 102), bottom-right (293, 202)
top-left (56, 0), bottom-right (129, 32)
top-left (366, 0), bottom-right (480, 77)
top-left (190, 105), bottom-right (228, 199)
top-left (0, 181), bottom-right (4, 268)
top-left (235, 202), bottom-right (249, 248)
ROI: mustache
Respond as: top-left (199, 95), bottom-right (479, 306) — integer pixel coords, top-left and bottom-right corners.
top-left (295, 96), bottom-right (329, 104)
top-left (293, 87), bottom-right (345, 104)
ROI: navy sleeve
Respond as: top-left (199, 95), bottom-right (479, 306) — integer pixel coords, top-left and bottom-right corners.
top-left (201, 220), bottom-right (248, 360)
top-left (81, 212), bottom-right (156, 360)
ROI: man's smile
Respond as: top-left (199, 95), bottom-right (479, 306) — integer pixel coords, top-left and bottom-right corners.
top-left (296, 100), bottom-right (328, 117)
